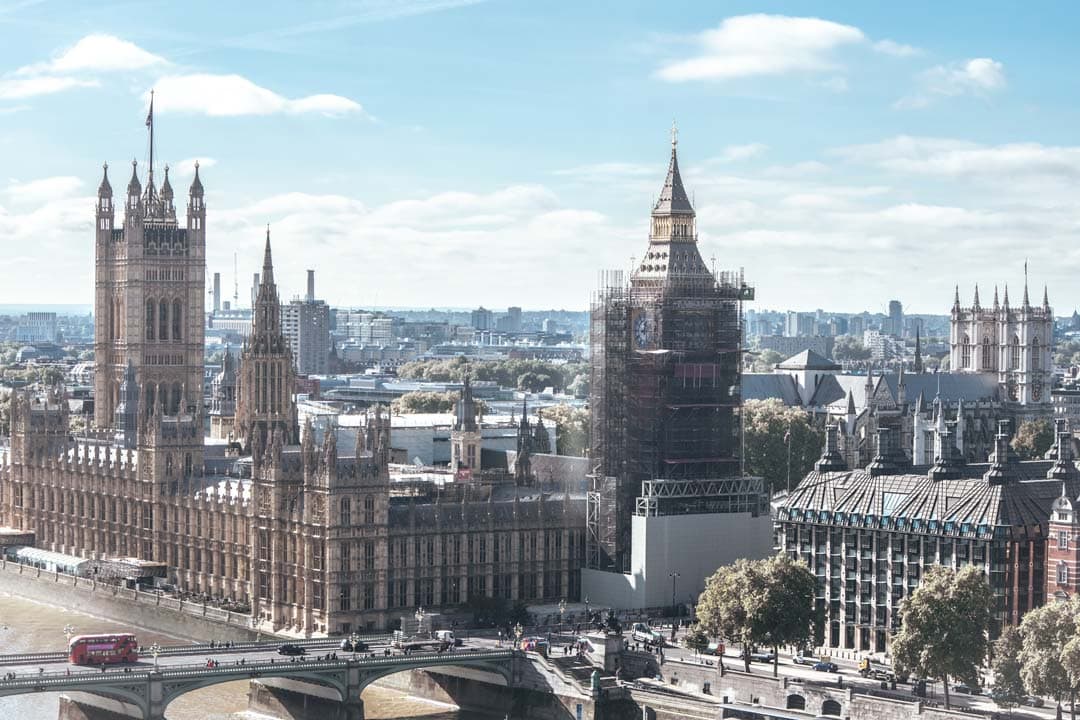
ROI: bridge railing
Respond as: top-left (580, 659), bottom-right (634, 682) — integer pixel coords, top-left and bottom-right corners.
top-left (0, 649), bottom-right (518, 691)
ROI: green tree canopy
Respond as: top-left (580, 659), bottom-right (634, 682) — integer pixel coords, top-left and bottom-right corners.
top-left (891, 565), bottom-right (993, 709)
top-left (1018, 597), bottom-right (1079, 709)
top-left (696, 554), bottom-right (816, 676)
top-left (1011, 419), bottom-right (1054, 460)
top-left (390, 391), bottom-right (488, 415)
top-left (992, 627), bottom-right (1025, 710)
top-left (537, 404), bottom-right (589, 457)
top-left (396, 357), bottom-right (587, 394)
top-left (750, 350), bottom-right (783, 373)
top-left (833, 335), bottom-right (872, 361)
top-left (742, 399), bottom-right (824, 496)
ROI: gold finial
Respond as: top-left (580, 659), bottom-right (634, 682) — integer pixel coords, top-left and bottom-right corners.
top-left (670, 119), bottom-right (678, 150)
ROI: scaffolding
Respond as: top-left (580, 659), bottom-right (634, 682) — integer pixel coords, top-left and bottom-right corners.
top-left (587, 259), bottom-right (755, 573)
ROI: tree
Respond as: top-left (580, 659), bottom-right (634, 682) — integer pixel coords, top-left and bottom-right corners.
top-left (992, 627), bottom-right (1025, 713)
top-left (390, 391), bottom-right (488, 415)
top-left (834, 335), bottom-right (872, 362)
top-left (750, 350), bottom-right (783, 373)
top-left (696, 554), bottom-right (815, 676)
top-left (1012, 419), bottom-right (1054, 460)
top-left (537, 404), bottom-right (589, 457)
top-left (1019, 597), bottom-right (1079, 718)
top-left (891, 565), bottom-right (993, 709)
top-left (683, 625), bottom-right (709, 653)
top-left (517, 371), bottom-right (554, 393)
top-left (741, 399), bottom-right (824, 496)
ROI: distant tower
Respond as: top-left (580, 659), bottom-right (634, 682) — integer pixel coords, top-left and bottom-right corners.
top-left (213, 272), bottom-right (222, 314)
top-left (449, 374), bottom-right (481, 477)
top-left (209, 346), bottom-right (237, 440)
top-left (235, 228), bottom-right (299, 452)
top-left (93, 101), bottom-right (206, 429)
top-left (913, 325), bottom-right (923, 373)
top-left (513, 398), bottom-right (533, 484)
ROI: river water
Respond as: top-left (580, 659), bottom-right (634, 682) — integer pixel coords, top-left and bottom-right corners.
top-left (0, 591), bottom-right (496, 719)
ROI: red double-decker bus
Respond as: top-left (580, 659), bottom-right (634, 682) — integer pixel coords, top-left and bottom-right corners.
top-left (68, 634), bottom-right (139, 665)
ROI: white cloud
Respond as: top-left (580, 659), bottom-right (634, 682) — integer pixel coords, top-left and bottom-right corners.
top-left (171, 157), bottom-right (217, 178)
top-left (873, 39), bottom-right (921, 57)
top-left (148, 74), bottom-right (364, 117)
top-left (656, 14), bottom-right (865, 82)
top-left (834, 136), bottom-right (1080, 181)
top-left (714, 143), bottom-right (769, 163)
top-left (4, 176), bottom-right (83, 204)
top-left (896, 57), bottom-right (1006, 109)
top-left (16, 34), bottom-right (166, 76)
top-left (819, 76), bottom-right (848, 93)
top-left (0, 76), bottom-right (97, 100)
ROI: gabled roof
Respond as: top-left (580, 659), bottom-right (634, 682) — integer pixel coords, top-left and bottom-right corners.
top-left (777, 349), bottom-right (841, 371)
top-left (742, 373), bottom-right (802, 407)
top-left (808, 374), bottom-right (874, 412)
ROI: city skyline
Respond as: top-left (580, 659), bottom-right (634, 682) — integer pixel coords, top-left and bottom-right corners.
top-left (1, 2), bottom-right (1078, 312)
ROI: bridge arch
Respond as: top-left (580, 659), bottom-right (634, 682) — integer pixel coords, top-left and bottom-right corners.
top-left (821, 698), bottom-right (843, 716)
top-left (159, 667), bottom-right (348, 714)
top-left (0, 683), bottom-right (151, 717)
top-left (354, 658), bottom-right (514, 696)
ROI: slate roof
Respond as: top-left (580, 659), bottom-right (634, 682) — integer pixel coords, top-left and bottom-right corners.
top-left (777, 349), bottom-right (841, 371)
top-left (807, 374), bottom-right (873, 412)
top-left (742, 373), bottom-right (802, 406)
top-left (652, 147), bottom-right (694, 216)
top-left (779, 461), bottom-right (1072, 540)
top-left (879, 372), bottom-right (999, 405)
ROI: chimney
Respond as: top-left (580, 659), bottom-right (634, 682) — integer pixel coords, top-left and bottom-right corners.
top-left (212, 272), bottom-right (221, 313)
top-left (1048, 420), bottom-right (1075, 480)
top-left (867, 427), bottom-right (897, 477)
top-left (814, 423), bottom-right (847, 473)
top-left (984, 420), bottom-right (1016, 485)
top-left (306, 269), bottom-right (315, 302)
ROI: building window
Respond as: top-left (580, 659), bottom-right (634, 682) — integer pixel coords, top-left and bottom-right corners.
top-left (364, 541), bottom-right (375, 570)
top-left (961, 335), bottom-right (971, 369)
top-left (340, 543), bottom-right (351, 572)
top-left (1032, 338), bottom-right (1041, 371)
top-left (340, 498), bottom-right (351, 526)
top-left (364, 495), bottom-right (374, 524)
top-left (981, 336), bottom-right (992, 370)
top-left (340, 585), bottom-right (351, 612)
top-left (172, 299), bottom-right (182, 342)
top-left (1058, 563), bottom-right (1069, 585)
top-left (1010, 336), bottom-right (1020, 370)
top-left (1059, 531), bottom-right (1069, 550)
top-left (146, 300), bottom-right (156, 341)
top-left (159, 300), bottom-right (169, 342)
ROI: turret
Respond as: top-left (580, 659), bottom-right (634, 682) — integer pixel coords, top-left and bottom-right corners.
top-left (187, 161), bottom-right (205, 229)
top-left (973, 284), bottom-right (981, 310)
top-left (126, 159), bottom-right (141, 213)
top-left (1048, 420), bottom-right (1075, 480)
top-left (160, 163), bottom-right (174, 214)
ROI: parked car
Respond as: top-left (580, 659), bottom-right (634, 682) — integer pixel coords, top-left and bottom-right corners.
top-left (277, 644), bottom-right (306, 657)
top-left (952, 683), bottom-right (978, 695)
top-left (813, 661), bottom-right (838, 673)
top-left (750, 650), bottom-right (776, 663)
top-left (1023, 696), bottom-right (1045, 708)
top-left (339, 639), bottom-right (369, 653)
top-left (792, 653), bottom-right (813, 665)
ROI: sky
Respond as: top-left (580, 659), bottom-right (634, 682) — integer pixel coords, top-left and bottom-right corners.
top-left (0, 1), bottom-right (1077, 315)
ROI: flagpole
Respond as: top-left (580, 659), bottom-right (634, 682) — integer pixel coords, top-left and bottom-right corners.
top-left (147, 90), bottom-right (154, 196)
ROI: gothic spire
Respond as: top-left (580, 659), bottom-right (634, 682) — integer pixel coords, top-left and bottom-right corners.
top-left (652, 121), bottom-right (695, 217)
top-left (188, 160), bottom-right (204, 197)
top-left (262, 225), bottom-right (275, 286)
top-left (973, 284), bottom-right (981, 309)
top-left (1023, 279), bottom-right (1030, 308)
top-left (1044, 285), bottom-right (1050, 310)
top-left (993, 285), bottom-right (999, 310)
top-left (98, 163), bottom-right (112, 197)
top-left (913, 325), bottom-right (923, 373)
top-left (953, 285), bottom-right (961, 311)
top-left (1003, 284), bottom-right (1010, 309)
top-left (127, 159), bottom-right (141, 197)
top-left (160, 164), bottom-right (173, 202)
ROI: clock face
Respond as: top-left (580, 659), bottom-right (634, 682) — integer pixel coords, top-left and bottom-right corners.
top-left (634, 314), bottom-right (652, 348)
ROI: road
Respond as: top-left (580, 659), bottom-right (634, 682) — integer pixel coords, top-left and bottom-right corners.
top-left (0, 633), bottom-right (509, 685)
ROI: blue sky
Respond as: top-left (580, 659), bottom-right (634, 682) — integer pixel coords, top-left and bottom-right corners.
top-left (0, 0), bottom-right (1077, 314)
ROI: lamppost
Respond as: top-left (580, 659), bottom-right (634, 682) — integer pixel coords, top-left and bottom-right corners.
top-left (514, 622), bottom-right (524, 649)
top-left (558, 599), bottom-right (566, 632)
top-left (669, 572), bottom-right (681, 642)
top-left (149, 642), bottom-right (161, 670)
top-left (785, 426), bottom-right (793, 492)
top-left (584, 595), bottom-right (590, 628)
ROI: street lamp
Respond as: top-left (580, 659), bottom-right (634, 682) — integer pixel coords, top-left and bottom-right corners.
top-left (558, 599), bottom-right (566, 632)
top-left (669, 572), bottom-right (681, 642)
top-left (584, 595), bottom-right (590, 628)
top-left (149, 642), bottom-right (161, 670)
top-left (349, 632), bottom-right (360, 658)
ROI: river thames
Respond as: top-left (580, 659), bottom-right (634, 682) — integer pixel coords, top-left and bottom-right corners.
top-left (0, 591), bottom-right (496, 719)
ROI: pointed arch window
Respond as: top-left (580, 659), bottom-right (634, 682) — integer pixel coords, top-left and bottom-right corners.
top-left (146, 300), bottom-right (156, 341)
top-left (172, 299), bottom-right (182, 342)
top-left (961, 334), bottom-right (972, 369)
top-left (1010, 336), bottom-right (1020, 370)
top-left (981, 336), bottom-right (992, 370)
top-left (1032, 338), bottom-right (1041, 371)
top-left (159, 300), bottom-right (169, 342)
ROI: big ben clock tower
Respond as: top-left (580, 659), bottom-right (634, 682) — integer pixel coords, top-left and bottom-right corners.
top-left (588, 125), bottom-right (754, 573)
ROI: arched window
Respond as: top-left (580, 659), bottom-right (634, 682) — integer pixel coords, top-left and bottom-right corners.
top-left (787, 695), bottom-right (806, 710)
top-left (145, 385), bottom-right (155, 415)
top-left (171, 382), bottom-right (182, 415)
top-left (159, 300), bottom-right (169, 342)
top-left (146, 300), bottom-right (156, 341)
top-left (961, 334), bottom-right (971, 369)
top-left (340, 498), bottom-right (352, 526)
top-left (364, 494), bottom-right (375, 524)
top-left (981, 336), bottom-right (992, 370)
top-left (172, 299), bottom-right (182, 342)
top-left (1032, 338), bottom-right (1041, 371)
top-left (165, 455), bottom-right (174, 478)
top-left (1011, 336), bottom-right (1020, 370)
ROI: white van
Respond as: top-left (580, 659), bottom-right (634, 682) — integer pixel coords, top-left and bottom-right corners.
top-left (632, 623), bottom-right (664, 646)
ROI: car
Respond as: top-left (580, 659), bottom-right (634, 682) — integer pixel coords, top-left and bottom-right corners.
top-left (750, 650), bottom-right (776, 663)
top-left (813, 661), bottom-right (838, 673)
top-left (952, 683), bottom-right (978, 695)
top-left (339, 639), bottom-right (369, 653)
top-left (277, 644), bottom-right (306, 657)
top-left (792, 654), bottom-right (813, 665)
top-left (1023, 696), bottom-right (1045, 708)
